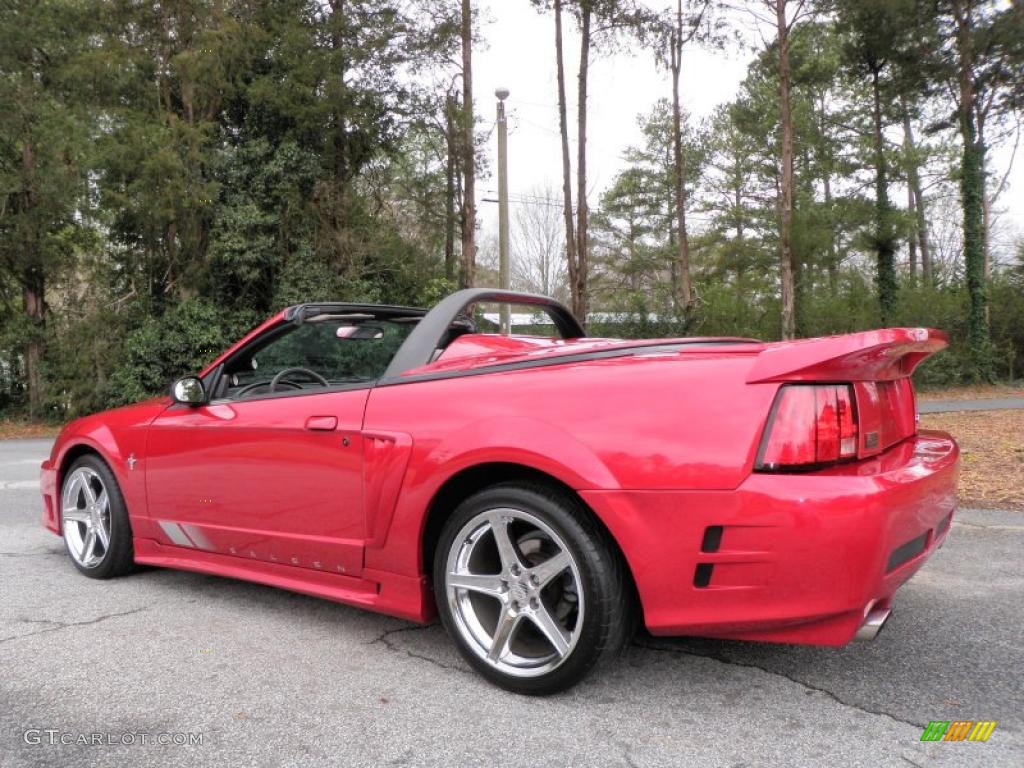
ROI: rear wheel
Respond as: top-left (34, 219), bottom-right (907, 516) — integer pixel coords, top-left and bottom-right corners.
top-left (433, 483), bottom-right (629, 694)
top-left (60, 455), bottom-right (135, 579)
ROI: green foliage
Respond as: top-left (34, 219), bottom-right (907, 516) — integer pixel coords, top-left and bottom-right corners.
top-left (0, 0), bottom-right (464, 419)
top-left (106, 298), bottom-right (259, 408)
top-left (1, 1), bottom-right (1022, 422)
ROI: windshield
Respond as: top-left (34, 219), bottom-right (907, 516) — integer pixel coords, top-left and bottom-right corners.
top-left (218, 316), bottom-right (418, 400)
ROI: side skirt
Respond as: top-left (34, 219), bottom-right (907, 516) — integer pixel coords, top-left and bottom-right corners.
top-left (134, 538), bottom-right (433, 623)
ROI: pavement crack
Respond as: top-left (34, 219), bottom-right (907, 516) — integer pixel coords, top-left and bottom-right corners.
top-left (0, 607), bottom-right (148, 645)
top-left (634, 640), bottom-right (925, 730)
top-left (900, 756), bottom-right (925, 768)
top-left (369, 623), bottom-right (470, 675)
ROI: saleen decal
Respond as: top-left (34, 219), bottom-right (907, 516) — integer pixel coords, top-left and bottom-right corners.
top-left (157, 521), bottom-right (213, 550)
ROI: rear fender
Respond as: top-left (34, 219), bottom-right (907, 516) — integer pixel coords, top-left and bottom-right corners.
top-left (363, 416), bottom-right (619, 577)
top-left (416, 416), bottom-right (620, 491)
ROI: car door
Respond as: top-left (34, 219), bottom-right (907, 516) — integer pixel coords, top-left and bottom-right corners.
top-left (143, 316), bottom-right (407, 577)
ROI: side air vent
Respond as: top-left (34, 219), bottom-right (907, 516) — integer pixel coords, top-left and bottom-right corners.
top-left (701, 526), bottom-right (723, 553)
top-left (693, 563), bottom-right (713, 588)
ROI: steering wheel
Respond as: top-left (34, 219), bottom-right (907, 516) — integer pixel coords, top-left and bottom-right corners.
top-left (234, 379), bottom-right (301, 398)
top-left (269, 367), bottom-right (329, 392)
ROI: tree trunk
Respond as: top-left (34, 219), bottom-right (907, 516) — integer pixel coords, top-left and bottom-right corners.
top-left (20, 129), bottom-right (45, 417)
top-left (899, 98), bottom-right (917, 283)
top-left (776, 1), bottom-right (796, 340)
top-left (906, 183), bottom-right (918, 283)
top-left (23, 281), bottom-right (45, 418)
top-left (913, 182), bottom-right (932, 284)
top-left (981, 167), bottom-right (991, 280)
top-left (670, 0), bottom-right (692, 310)
top-left (901, 102), bottom-right (932, 285)
top-left (553, 0), bottom-right (579, 320)
top-left (976, 108), bottom-right (990, 282)
top-left (444, 93), bottom-right (457, 281)
top-left (573, 3), bottom-right (592, 323)
top-left (952, 0), bottom-right (991, 379)
top-left (871, 68), bottom-right (897, 325)
top-left (824, 174), bottom-right (838, 294)
top-left (328, 0), bottom-right (348, 191)
top-left (459, 0), bottom-right (477, 288)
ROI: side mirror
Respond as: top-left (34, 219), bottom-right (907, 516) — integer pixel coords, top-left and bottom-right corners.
top-left (171, 376), bottom-right (206, 406)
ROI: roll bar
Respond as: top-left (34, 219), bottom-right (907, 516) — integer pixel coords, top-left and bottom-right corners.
top-left (382, 289), bottom-right (585, 378)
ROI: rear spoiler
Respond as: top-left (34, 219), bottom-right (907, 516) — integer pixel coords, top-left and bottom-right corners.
top-left (746, 328), bottom-right (948, 384)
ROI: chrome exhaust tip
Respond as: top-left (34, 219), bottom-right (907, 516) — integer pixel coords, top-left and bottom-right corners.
top-left (854, 607), bottom-right (892, 641)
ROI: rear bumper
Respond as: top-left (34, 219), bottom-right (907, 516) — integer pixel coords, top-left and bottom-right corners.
top-left (582, 430), bottom-right (959, 645)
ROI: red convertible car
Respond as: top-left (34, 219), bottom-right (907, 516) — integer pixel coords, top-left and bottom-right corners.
top-left (40, 289), bottom-right (958, 694)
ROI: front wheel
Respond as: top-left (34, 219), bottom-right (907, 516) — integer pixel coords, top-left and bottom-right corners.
top-left (60, 455), bottom-right (135, 579)
top-left (433, 483), bottom-right (630, 694)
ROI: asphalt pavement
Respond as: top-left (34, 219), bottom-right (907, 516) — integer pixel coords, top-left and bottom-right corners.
top-left (1, 438), bottom-right (1021, 768)
top-left (918, 397), bottom-right (1024, 413)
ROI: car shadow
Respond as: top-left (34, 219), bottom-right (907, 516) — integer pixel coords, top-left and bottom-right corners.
top-left (125, 560), bottom-right (1005, 728)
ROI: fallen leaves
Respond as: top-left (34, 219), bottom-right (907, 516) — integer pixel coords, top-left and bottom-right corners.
top-left (921, 410), bottom-right (1024, 511)
top-left (0, 419), bottom-right (60, 440)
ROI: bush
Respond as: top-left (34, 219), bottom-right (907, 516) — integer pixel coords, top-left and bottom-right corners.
top-left (106, 298), bottom-right (260, 407)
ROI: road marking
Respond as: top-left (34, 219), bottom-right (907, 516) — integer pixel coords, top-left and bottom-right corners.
top-left (0, 480), bottom-right (40, 490)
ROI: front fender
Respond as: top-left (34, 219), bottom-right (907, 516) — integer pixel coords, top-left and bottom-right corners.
top-left (41, 399), bottom-right (169, 536)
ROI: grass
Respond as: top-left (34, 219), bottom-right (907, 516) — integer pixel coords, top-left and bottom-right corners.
top-left (921, 410), bottom-right (1024, 511)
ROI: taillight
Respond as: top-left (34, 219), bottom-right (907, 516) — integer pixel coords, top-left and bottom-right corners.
top-left (756, 385), bottom-right (858, 470)
top-left (854, 379), bottom-right (917, 456)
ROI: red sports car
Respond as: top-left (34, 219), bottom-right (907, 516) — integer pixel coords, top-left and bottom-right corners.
top-left (40, 289), bottom-right (959, 694)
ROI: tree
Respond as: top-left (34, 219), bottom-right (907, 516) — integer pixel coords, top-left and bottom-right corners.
top-left (551, 0), bottom-right (580, 318)
top-left (654, 0), bottom-right (720, 310)
top-left (835, 0), bottom-right (920, 324)
top-left (934, 0), bottom-right (1018, 378)
top-left (537, 0), bottom-right (654, 322)
top-left (950, 0), bottom-right (990, 376)
top-left (0, 0), bottom-right (93, 415)
top-left (756, 0), bottom-right (813, 340)
top-left (900, 95), bottom-right (935, 285)
top-left (591, 168), bottom-right (671, 308)
top-left (459, 0), bottom-right (477, 288)
top-left (701, 105), bottom-right (776, 297)
top-left (597, 100), bottom-right (706, 307)
top-left (510, 187), bottom-right (569, 301)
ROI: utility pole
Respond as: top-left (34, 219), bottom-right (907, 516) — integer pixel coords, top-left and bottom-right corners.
top-left (496, 87), bottom-right (511, 334)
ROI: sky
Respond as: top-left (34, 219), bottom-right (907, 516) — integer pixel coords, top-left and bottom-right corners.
top-left (472, 0), bottom-right (1023, 258)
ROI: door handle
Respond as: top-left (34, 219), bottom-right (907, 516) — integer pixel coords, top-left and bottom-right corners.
top-left (305, 416), bottom-right (338, 431)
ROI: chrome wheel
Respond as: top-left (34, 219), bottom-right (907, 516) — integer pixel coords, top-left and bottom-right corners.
top-left (445, 507), bottom-right (584, 678)
top-left (61, 467), bottom-right (111, 569)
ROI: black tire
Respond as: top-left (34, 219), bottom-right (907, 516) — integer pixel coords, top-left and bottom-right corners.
top-left (433, 482), bottom-right (630, 695)
top-left (60, 455), bottom-right (135, 579)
